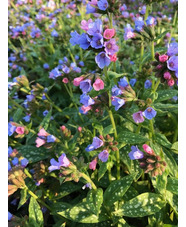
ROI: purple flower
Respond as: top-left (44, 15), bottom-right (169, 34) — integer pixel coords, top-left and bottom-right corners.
top-left (95, 52), bottom-right (111, 69)
top-left (51, 30), bottom-right (58, 37)
top-left (8, 162), bottom-right (12, 171)
top-left (135, 17), bottom-right (144, 32)
top-left (82, 183), bottom-right (92, 189)
top-left (21, 158), bottom-right (29, 167)
top-left (97, 0), bottom-right (108, 11)
top-left (47, 135), bottom-right (56, 143)
top-left (146, 16), bottom-right (156, 26)
top-left (80, 94), bottom-right (95, 107)
top-left (139, 6), bottom-right (146, 15)
top-left (80, 79), bottom-right (92, 93)
top-left (78, 33), bottom-right (91, 50)
top-left (62, 65), bottom-right (70, 74)
top-left (124, 24), bottom-right (135, 40)
top-left (26, 94), bottom-right (35, 102)
top-left (8, 122), bottom-right (16, 136)
top-left (70, 31), bottom-right (81, 46)
top-left (86, 3), bottom-right (97, 14)
top-left (87, 19), bottom-right (103, 36)
top-left (122, 11), bottom-right (130, 18)
top-left (98, 150), bottom-right (109, 162)
top-left (128, 146), bottom-right (144, 160)
top-left (23, 114), bottom-right (31, 122)
top-left (112, 85), bottom-right (122, 96)
top-left (132, 111), bottom-right (145, 123)
top-left (144, 80), bottom-right (152, 89)
top-left (104, 39), bottom-right (119, 55)
top-left (111, 97), bottom-right (125, 111)
top-left (118, 77), bottom-right (128, 88)
top-left (167, 42), bottom-right (178, 56)
top-left (8, 212), bottom-right (13, 221)
top-left (143, 107), bottom-right (157, 120)
top-left (48, 153), bottom-right (70, 172)
top-left (85, 136), bottom-right (104, 152)
top-left (12, 157), bottom-right (19, 166)
top-left (90, 33), bottom-right (104, 49)
top-left (130, 78), bottom-right (137, 87)
top-left (8, 146), bottom-right (13, 157)
top-left (167, 55), bottom-right (178, 72)
top-left (49, 67), bottom-right (61, 79)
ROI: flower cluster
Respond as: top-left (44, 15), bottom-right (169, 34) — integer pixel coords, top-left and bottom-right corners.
top-left (152, 42), bottom-right (178, 86)
top-left (111, 77), bottom-right (136, 111)
top-left (70, 18), bottom-right (118, 69)
top-left (35, 128), bottom-right (58, 148)
top-left (133, 107), bottom-right (157, 123)
top-left (129, 144), bottom-right (166, 177)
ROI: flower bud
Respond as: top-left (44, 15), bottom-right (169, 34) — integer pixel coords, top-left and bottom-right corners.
top-left (167, 78), bottom-right (175, 86)
top-left (164, 71), bottom-right (171, 80)
top-left (159, 54), bottom-right (168, 63)
top-left (146, 158), bottom-right (156, 163)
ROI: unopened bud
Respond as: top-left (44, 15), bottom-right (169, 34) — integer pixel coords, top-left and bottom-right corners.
top-left (146, 158), bottom-right (156, 163)
top-left (61, 125), bottom-right (66, 131)
top-left (155, 163), bottom-right (161, 168)
top-left (139, 162), bottom-right (147, 169)
top-left (78, 127), bottom-right (82, 132)
top-left (99, 135), bottom-right (104, 140)
top-left (156, 156), bottom-right (161, 161)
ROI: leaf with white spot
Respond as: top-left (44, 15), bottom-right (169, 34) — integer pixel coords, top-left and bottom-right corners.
top-left (151, 171), bottom-right (168, 196)
top-left (18, 188), bottom-right (28, 210)
top-left (103, 173), bottom-right (136, 207)
top-left (98, 162), bottom-right (108, 181)
top-left (165, 190), bottom-right (178, 215)
top-left (118, 131), bottom-right (149, 144)
top-left (114, 193), bottom-right (166, 217)
top-left (29, 197), bottom-right (44, 227)
top-left (86, 188), bottom-right (103, 215)
top-left (166, 177), bottom-right (178, 195)
top-left (39, 108), bottom-right (52, 130)
top-left (155, 90), bottom-right (178, 102)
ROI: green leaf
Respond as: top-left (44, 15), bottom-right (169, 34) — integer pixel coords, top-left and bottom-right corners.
top-left (103, 173), bottom-right (136, 207)
top-left (107, 71), bottom-right (127, 80)
top-left (163, 148), bottom-right (178, 178)
top-left (171, 142), bottom-right (178, 154)
top-left (52, 182), bottom-right (82, 200)
top-left (154, 30), bottom-right (170, 41)
top-left (155, 133), bottom-right (172, 149)
top-left (87, 188), bottom-right (103, 215)
top-left (156, 90), bottom-right (178, 102)
top-left (98, 162), bottom-right (108, 181)
top-left (92, 123), bottom-right (103, 135)
top-left (13, 108), bottom-right (23, 122)
top-left (166, 178), bottom-right (178, 195)
top-left (57, 202), bottom-right (108, 223)
top-left (114, 193), bottom-right (166, 217)
top-left (18, 188), bottom-right (28, 210)
top-left (29, 197), bottom-right (44, 227)
top-left (39, 108), bottom-right (52, 130)
top-left (102, 125), bottom-right (114, 136)
top-left (18, 145), bottom-right (50, 163)
top-left (153, 103), bottom-right (178, 113)
top-left (151, 171), bottom-right (168, 195)
top-left (165, 190), bottom-right (178, 215)
top-left (118, 131), bottom-right (149, 144)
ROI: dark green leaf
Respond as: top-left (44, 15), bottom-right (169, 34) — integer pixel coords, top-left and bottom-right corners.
top-left (156, 90), bottom-right (178, 102)
top-left (29, 197), bottom-right (44, 227)
top-left (18, 188), bottom-right (28, 210)
top-left (98, 162), bottom-right (108, 181)
top-left (13, 108), bottom-right (23, 122)
top-left (39, 108), bottom-right (52, 130)
top-left (118, 131), bottom-right (149, 144)
top-left (102, 125), bottom-right (114, 136)
top-left (166, 178), bottom-right (178, 195)
top-left (87, 188), bottom-right (103, 215)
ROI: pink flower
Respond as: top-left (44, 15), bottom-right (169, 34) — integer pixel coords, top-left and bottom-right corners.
top-left (109, 54), bottom-right (117, 62)
top-left (58, 153), bottom-right (70, 167)
top-left (38, 128), bottom-right (49, 137)
top-left (61, 125), bottom-right (66, 131)
top-left (93, 78), bottom-right (104, 91)
top-left (81, 19), bottom-right (93, 31)
top-left (159, 54), bottom-right (168, 63)
top-left (73, 76), bottom-right (84, 86)
top-left (132, 111), bottom-right (145, 123)
top-left (62, 78), bottom-right (69, 83)
top-left (16, 127), bottom-right (25, 135)
top-left (167, 78), bottom-right (175, 86)
top-left (36, 137), bottom-right (46, 147)
top-left (80, 105), bottom-right (92, 114)
top-left (103, 28), bottom-right (115, 39)
top-left (142, 144), bottom-right (155, 155)
top-left (164, 71), bottom-right (171, 80)
top-left (89, 158), bottom-right (97, 170)
top-left (78, 127), bottom-right (82, 132)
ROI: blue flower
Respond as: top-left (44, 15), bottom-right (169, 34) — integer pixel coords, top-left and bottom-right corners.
top-left (8, 146), bottom-right (13, 156)
top-left (95, 52), bottom-right (110, 69)
top-left (135, 17), bottom-right (144, 32)
top-left (8, 162), bottom-right (12, 171)
top-left (80, 79), bottom-right (92, 93)
top-left (78, 33), bottom-right (91, 50)
top-left (98, 150), bottom-right (109, 162)
top-left (167, 42), bottom-right (178, 56)
top-left (70, 31), bottom-right (81, 46)
top-left (86, 3), bottom-right (96, 14)
top-left (124, 24), bottom-right (135, 40)
top-left (167, 55), bottom-right (178, 72)
top-left (48, 153), bottom-right (70, 172)
top-left (87, 19), bottom-right (103, 36)
top-left (43, 63), bottom-right (49, 69)
top-left (130, 78), bottom-right (137, 87)
top-left (128, 146), bottom-right (144, 160)
top-left (51, 30), bottom-right (58, 37)
top-left (79, 61), bottom-right (84, 67)
top-left (90, 33), bottom-right (104, 49)
top-left (112, 97), bottom-right (125, 111)
top-left (59, 59), bottom-right (63, 64)
top-left (97, 0), bottom-right (108, 11)
top-left (118, 77), bottom-right (128, 88)
top-left (144, 80), bottom-right (152, 89)
top-left (146, 16), bottom-right (156, 26)
top-left (62, 65), bottom-right (70, 74)
top-left (80, 94), bottom-right (95, 107)
top-left (49, 67), bottom-right (62, 79)
top-left (21, 158), bottom-right (29, 167)
top-left (47, 135), bottom-right (56, 143)
top-left (12, 157), bottom-right (19, 166)
top-left (85, 137), bottom-right (104, 152)
top-left (8, 212), bottom-right (13, 221)
top-left (26, 94), bottom-right (35, 102)
top-left (139, 5), bottom-right (146, 15)
top-left (23, 114), bottom-right (31, 122)
top-left (143, 107), bottom-right (157, 120)
top-left (43, 110), bottom-right (49, 116)
top-left (8, 122), bottom-right (16, 136)
top-left (111, 85), bottom-right (122, 96)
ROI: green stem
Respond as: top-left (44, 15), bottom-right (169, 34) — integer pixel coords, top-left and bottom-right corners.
top-left (149, 120), bottom-right (155, 140)
top-left (45, 94), bottom-right (63, 113)
top-left (169, 10), bottom-right (177, 44)
top-left (144, 5), bottom-right (150, 23)
top-left (81, 173), bottom-right (97, 190)
top-left (151, 40), bottom-right (155, 61)
top-left (135, 124), bottom-right (142, 134)
top-left (139, 41), bottom-right (144, 72)
top-left (153, 78), bottom-right (161, 93)
top-left (108, 167), bottom-right (112, 183)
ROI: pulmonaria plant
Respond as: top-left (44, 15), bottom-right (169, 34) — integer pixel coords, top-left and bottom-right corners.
top-left (70, 18), bottom-right (119, 69)
top-left (35, 128), bottom-right (58, 148)
top-left (129, 144), bottom-right (167, 177)
top-left (152, 42), bottom-right (178, 86)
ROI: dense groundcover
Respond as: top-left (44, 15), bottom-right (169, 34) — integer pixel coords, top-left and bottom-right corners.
top-left (8, 0), bottom-right (178, 226)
